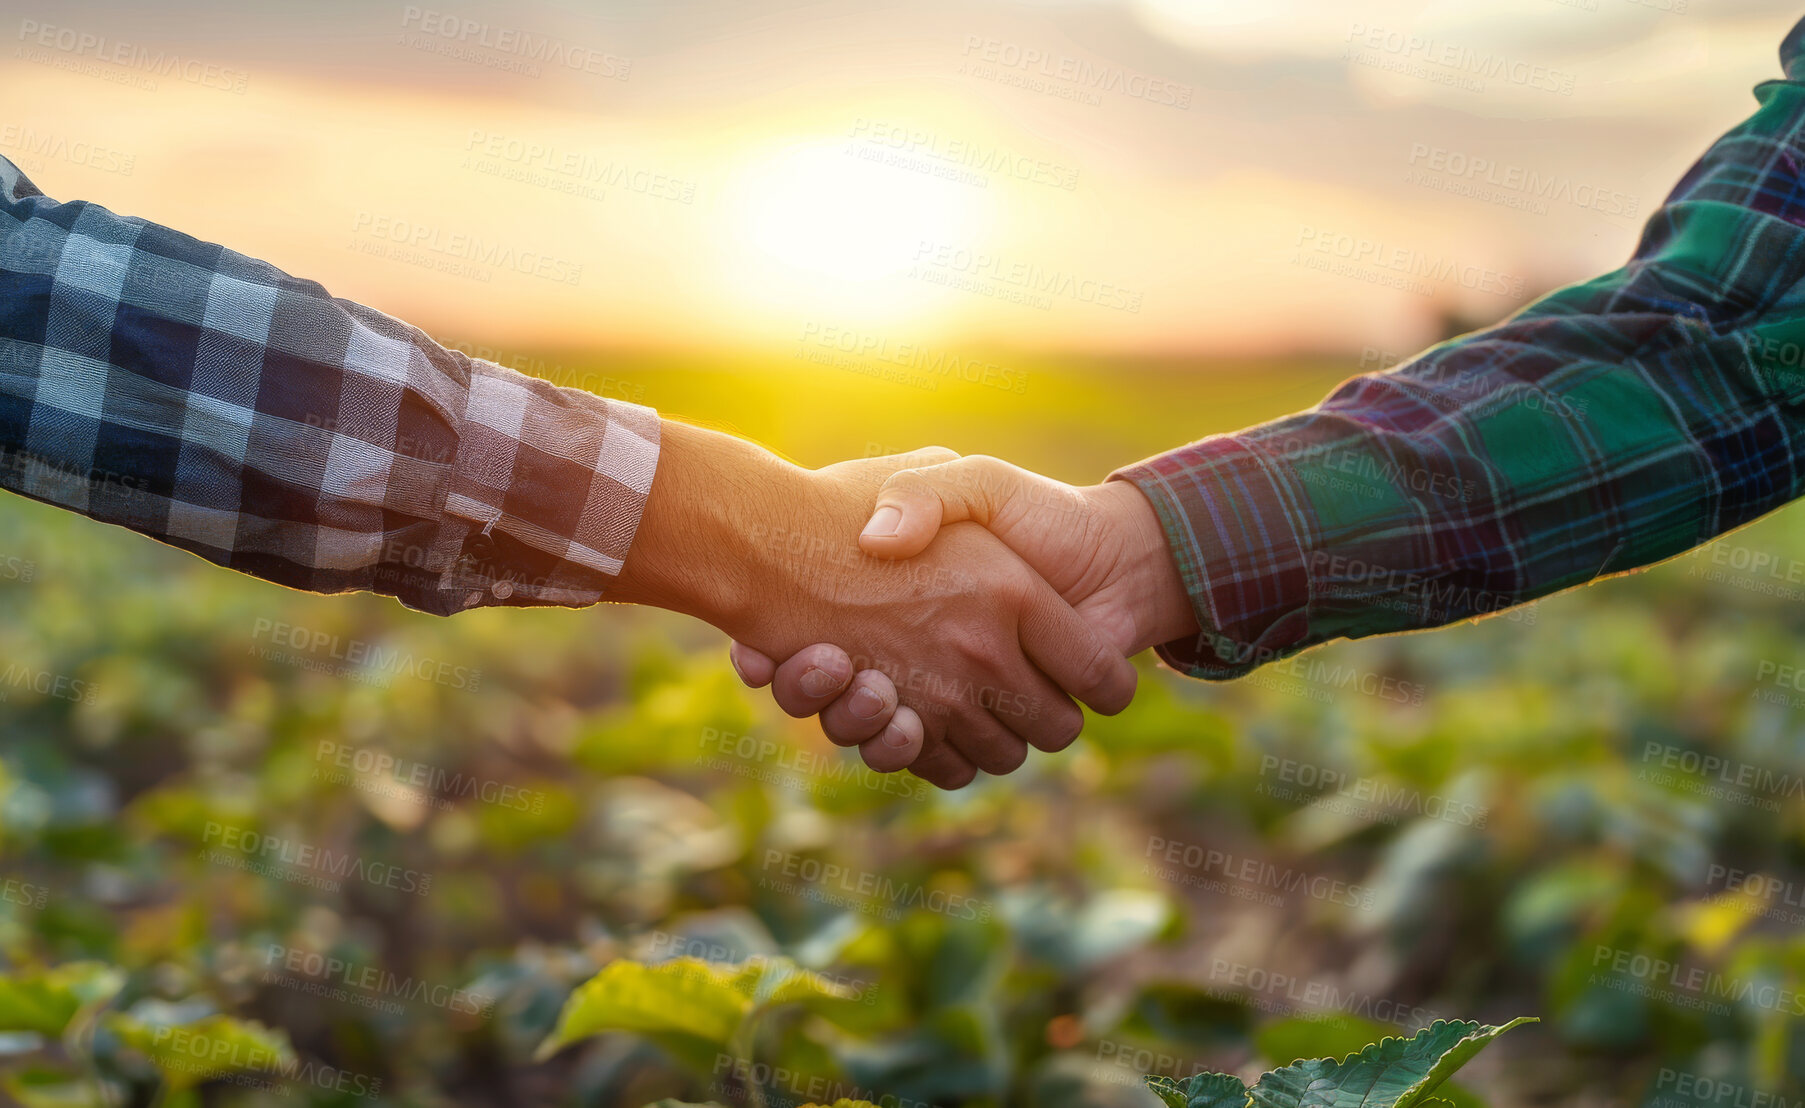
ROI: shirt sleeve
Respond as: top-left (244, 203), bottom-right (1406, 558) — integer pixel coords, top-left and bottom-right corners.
top-left (0, 154), bottom-right (659, 617)
top-left (1113, 16), bottom-right (1805, 680)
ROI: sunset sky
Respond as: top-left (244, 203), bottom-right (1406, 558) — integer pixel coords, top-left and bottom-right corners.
top-left (7, 0), bottom-right (1800, 360)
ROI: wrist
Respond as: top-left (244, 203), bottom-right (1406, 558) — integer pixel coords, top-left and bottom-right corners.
top-left (612, 421), bottom-right (797, 630)
top-left (1089, 480), bottom-right (1200, 656)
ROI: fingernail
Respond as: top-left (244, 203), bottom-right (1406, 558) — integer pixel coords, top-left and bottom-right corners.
top-left (848, 687), bottom-right (886, 720)
top-left (882, 723), bottom-right (912, 749)
top-left (800, 666), bottom-right (840, 698)
top-left (727, 650), bottom-right (748, 683)
top-left (862, 505), bottom-right (903, 540)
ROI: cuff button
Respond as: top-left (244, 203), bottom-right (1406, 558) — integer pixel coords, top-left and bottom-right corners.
top-left (490, 579), bottom-right (514, 600)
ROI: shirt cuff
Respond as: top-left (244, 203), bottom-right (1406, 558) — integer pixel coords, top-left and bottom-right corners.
top-left (1110, 434), bottom-right (1315, 680)
top-left (427, 358), bottom-right (661, 614)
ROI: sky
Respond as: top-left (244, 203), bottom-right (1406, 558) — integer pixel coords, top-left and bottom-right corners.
top-left (6, 0), bottom-right (1803, 359)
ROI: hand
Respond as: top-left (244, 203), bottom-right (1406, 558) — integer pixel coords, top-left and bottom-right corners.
top-left (611, 426), bottom-right (1138, 788)
top-left (726, 639), bottom-right (923, 771)
top-left (858, 456), bottom-right (1199, 655)
top-left (730, 455), bottom-right (1198, 764)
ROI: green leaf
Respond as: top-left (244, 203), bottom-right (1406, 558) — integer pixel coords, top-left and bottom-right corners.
top-left (0, 963), bottom-right (124, 1038)
top-left (537, 959), bottom-right (750, 1062)
top-left (106, 1013), bottom-right (295, 1092)
top-left (1146, 1075), bottom-right (1192, 1108)
top-left (1144, 1018), bottom-right (1535, 1108)
top-left (1146, 1072), bottom-right (1249, 1108)
top-left (1246, 1018), bottom-right (1534, 1108)
top-left (536, 957), bottom-right (855, 1062)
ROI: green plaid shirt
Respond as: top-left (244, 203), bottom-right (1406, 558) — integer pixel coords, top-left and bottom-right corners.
top-left (1116, 16), bottom-right (1805, 680)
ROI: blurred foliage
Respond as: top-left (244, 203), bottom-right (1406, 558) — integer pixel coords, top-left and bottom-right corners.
top-left (0, 356), bottom-right (1801, 1105)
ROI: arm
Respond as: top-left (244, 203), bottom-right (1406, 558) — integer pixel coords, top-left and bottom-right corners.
top-left (1118, 27), bottom-right (1805, 678)
top-left (738, 15), bottom-right (1805, 740)
top-left (0, 154), bottom-right (1135, 787)
top-left (0, 153), bottom-right (654, 616)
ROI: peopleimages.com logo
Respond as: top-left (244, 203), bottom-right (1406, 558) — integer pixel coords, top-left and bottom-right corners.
top-left (250, 619), bottom-right (482, 692)
top-left (261, 943), bottom-right (494, 1018)
top-left (0, 663), bottom-right (95, 705)
top-left (147, 1025), bottom-right (379, 1099)
top-left (16, 18), bottom-right (250, 93)
top-left (314, 740), bottom-right (546, 813)
top-left (759, 850), bottom-right (992, 922)
top-left (200, 823), bottom-right (433, 896)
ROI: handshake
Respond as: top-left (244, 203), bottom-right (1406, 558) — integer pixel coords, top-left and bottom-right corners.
top-left (3, 53), bottom-right (1787, 795)
top-left (609, 423), bottom-right (1201, 791)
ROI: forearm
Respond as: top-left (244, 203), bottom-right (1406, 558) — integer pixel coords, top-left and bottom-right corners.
top-left (1116, 321), bottom-right (1723, 677)
top-left (611, 420), bottom-right (790, 629)
top-left (1117, 71), bottom-right (1805, 679)
top-left (0, 154), bottom-right (659, 616)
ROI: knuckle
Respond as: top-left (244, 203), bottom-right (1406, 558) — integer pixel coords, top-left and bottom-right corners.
top-left (1047, 701), bottom-right (1084, 750)
top-left (1093, 659), bottom-right (1137, 714)
top-left (931, 457), bottom-right (980, 497)
top-left (777, 689), bottom-right (821, 719)
top-left (988, 742), bottom-right (1028, 774)
top-left (913, 762), bottom-right (964, 789)
top-left (1075, 638), bottom-right (1120, 698)
top-left (821, 718), bottom-right (865, 747)
top-left (947, 624), bottom-right (996, 663)
top-left (968, 455), bottom-right (1014, 496)
top-left (886, 468), bottom-right (929, 494)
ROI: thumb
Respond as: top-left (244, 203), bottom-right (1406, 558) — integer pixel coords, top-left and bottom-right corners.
top-left (859, 456), bottom-right (1022, 559)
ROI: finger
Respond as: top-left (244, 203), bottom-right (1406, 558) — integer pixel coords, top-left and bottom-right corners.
top-left (1018, 578), bottom-right (1139, 716)
top-left (815, 444), bottom-right (960, 482)
top-left (906, 735), bottom-right (978, 790)
top-left (729, 642), bottom-right (777, 688)
top-left (859, 456), bottom-right (1022, 560)
top-left (986, 664), bottom-right (1086, 755)
top-left (892, 445), bottom-right (961, 470)
top-left (818, 669), bottom-right (900, 746)
top-left (769, 644), bottom-right (856, 718)
top-left (856, 704), bottom-right (923, 773)
top-left (942, 704), bottom-right (1031, 777)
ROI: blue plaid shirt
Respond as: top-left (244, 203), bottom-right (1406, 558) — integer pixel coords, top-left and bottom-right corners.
top-left (0, 154), bottom-right (660, 616)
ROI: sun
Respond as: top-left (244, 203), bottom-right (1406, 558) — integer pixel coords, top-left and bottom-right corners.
top-left (730, 136), bottom-right (987, 288)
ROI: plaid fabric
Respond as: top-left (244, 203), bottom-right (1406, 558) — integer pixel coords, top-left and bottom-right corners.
top-left (1115, 15), bottom-right (1805, 680)
top-left (0, 154), bottom-right (659, 617)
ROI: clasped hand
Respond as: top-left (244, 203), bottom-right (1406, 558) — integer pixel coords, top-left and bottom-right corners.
top-left (726, 451), bottom-right (1198, 790)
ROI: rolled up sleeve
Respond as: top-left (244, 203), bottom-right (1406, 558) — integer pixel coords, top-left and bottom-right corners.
top-left (1114, 17), bottom-right (1805, 678)
top-left (0, 153), bottom-right (659, 616)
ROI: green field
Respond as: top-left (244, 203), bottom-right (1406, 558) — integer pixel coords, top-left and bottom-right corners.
top-left (0, 352), bottom-right (1800, 1107)
top-left (519, 345), bottom-right (1359, 475)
